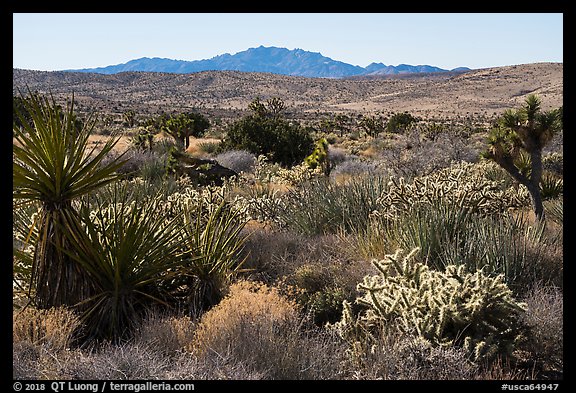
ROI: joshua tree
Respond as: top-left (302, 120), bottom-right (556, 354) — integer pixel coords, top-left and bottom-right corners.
top-left (482, 94), bottom-right (562, 220)
top-left (122, 109), bottom-right (136, 127)
top-left (161, 112), bottom-right (210, 150)
top-left (357, 114), bottom-right (385, 138)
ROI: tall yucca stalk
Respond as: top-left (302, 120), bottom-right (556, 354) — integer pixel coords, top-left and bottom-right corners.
top-left (13, 91), bottom-right (126, 309)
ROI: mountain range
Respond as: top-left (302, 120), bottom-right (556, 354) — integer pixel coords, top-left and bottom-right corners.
top-left (65, 45), bottom-right (470, 78)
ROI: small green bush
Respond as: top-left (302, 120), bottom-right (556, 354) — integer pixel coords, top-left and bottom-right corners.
top-left (333, 248), bottom-right (527, 362)
top-left (386, 112), bottom-right (419, 133)
top-left (219, 98), bottom-right (314, 167)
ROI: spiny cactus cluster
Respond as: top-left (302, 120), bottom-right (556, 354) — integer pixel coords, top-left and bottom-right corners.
top-left (376, 161), bottom-right (530, 218)
top-left (333, 248), bottom-right (527, 362)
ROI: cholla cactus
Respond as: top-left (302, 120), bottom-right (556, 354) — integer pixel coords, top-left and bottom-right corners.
top-left (376, 161), bottom-right (530, 217)
top-left (333, 248), bottom-right (527, 362)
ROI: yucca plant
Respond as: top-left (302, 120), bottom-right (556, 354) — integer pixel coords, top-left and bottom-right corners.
top-left (388, 200), bottom-right (472, 270)
top-left (544, 198), bottom-right (563, 225)
top-left (539, 172), bottom-right (563, 200)
top-left (60, 183), bottom-right (185, 342)
top-left (13, 91), bottom-right (126, 309)
top-left (170, 200), bottom-right (249, 315)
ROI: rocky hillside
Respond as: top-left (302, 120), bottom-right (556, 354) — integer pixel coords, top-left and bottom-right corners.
top-left (13, 62), bottom-right (562, 120)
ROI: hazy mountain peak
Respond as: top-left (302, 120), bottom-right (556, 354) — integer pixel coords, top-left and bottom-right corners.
top-left (65, 46), bottom-right (470, 78)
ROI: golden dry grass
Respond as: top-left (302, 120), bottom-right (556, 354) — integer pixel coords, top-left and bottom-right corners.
top-left (189, 280), bottom-right (299, 356)
top-left (13, 307), bottom-right (80, 350)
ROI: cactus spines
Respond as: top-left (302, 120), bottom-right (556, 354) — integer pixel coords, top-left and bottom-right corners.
top-left (333, 247), bottom-right (527, 362)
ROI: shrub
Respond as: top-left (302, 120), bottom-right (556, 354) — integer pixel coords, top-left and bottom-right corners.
top-left (13, 307), bottom-right (81, 351)
top-left (521, 283), bottom-right (563, 375)
top-left (333, 248), bottom-right (528, 363)
top-left (134, 313), bottom-right (196, 357)
top-left (218, 98), bottom-right (314, 167)
top-left (330, 158), bottom-right (383, 182)
top-left (386, 112), bottom-right (419, 133)
top-left (338, 328), bottom-right (478, 380)
top-left (305, 286), bottom-right (348, 326)
top-left (109, 149), bottom-right (166, 181)
top-left (189, 280), bottom-right (341, 379)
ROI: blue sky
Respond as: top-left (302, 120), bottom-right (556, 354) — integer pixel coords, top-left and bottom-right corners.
top-left (13, 13), bottom-right (563, 71)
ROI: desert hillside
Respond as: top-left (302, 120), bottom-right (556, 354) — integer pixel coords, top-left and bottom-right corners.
top-left (13, 62), bottom-right (562, 120)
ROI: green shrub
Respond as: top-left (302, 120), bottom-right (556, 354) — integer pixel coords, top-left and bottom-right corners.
top-left (218, 98), bottom-right (314, 167)
top-left (386, 112), bottom-right (419, 133)
top-left (333, 248), bottom-right (527, 363)
top-left (306, 286), bottom-right (348, 326)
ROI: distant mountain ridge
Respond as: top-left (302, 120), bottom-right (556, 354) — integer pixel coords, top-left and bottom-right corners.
top-left (65, 45), bottom-right (470, 78)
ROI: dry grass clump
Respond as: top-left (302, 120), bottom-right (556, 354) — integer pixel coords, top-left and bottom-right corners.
top-left (189, 280), bottom-right (343, 379)
top-left (339, 327), bottom-right (477, 380)
top-left (12, 309), bottom-right (267, 380)
top-left (520, 283), bottom-right (563, 377)
top-left (13, 306), bottom-right (83, 379)
top-left (13, 307), bottom-right (81, 351)
top-left (190, 280), bottom-right (299, 355)
top-left (133, 312), bottom-right (196, 356)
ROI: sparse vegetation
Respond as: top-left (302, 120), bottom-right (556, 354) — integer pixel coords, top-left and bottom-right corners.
top-left (13, 70), bottom-right (563, 381)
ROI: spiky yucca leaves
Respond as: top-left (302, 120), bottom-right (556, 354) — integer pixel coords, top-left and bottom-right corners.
top-left (61, 183), bottom-right (184, 342)
top-left (539, 173), bottom-right (563, 200)
top-left (544, 198), bottom-right (562, 225)
top-left (272, 175), bottom-right (388, 235)
top-left (333, 248), bottom-right (527, 363)
top-left (13, 91), bottom-right (126, 309)
top-left (168, 200), bottom-right (249, 315)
